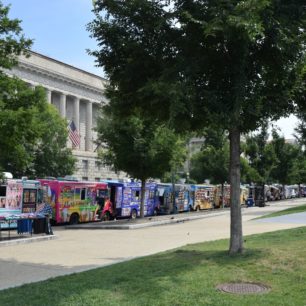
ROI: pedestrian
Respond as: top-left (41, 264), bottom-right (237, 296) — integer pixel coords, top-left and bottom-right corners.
top-left (36, 200), bottom-right (54, 235)
top-left (94, 194), bottom-right (105, 220)
top-left (100, 196), bottom-right (113, 220)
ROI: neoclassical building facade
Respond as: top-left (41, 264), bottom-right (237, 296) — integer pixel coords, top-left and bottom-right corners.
top-left (7, 51), bottom-right (124, 181)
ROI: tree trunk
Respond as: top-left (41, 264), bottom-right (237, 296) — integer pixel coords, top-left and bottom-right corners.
top-left (140, 179), bottom-right (146, 218)
top-left (221, 183), bottom-right (224, 208)
top-left (229, 127), bottom-right (244, 254)
top-left (170, 171), bottom-right (176, 214)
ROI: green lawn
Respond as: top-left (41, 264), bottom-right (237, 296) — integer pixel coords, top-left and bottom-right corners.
top-left (257, 204), bottom-right (306, 219)
top-left (1, 227), bottom-right (306, 306)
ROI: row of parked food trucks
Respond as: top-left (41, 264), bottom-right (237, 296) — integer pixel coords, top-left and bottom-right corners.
top-left (1, 174), bottom-right (305, 226)
top-left (0, 177), bottom-right (247, 226)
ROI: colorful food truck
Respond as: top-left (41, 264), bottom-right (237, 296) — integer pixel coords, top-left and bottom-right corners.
top-left (156, 183), bottom-right (190, 213)
top-left (38, 179), bottom-right (108, 224)
top-left (189, 184), bottom-right (215, 211)
top-left (214, 184), bottom-right (231, 208)
top-left (102, 181), bottom-right (159, 219)
top-left (0, 178), bottom-right (41, 228)
top-left (156, 183), bottom-right (173, 214)
top-left (240, 185), bottom-right (249, 205)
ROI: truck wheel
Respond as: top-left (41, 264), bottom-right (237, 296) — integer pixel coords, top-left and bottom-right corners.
top-left (69, 213), bottom-right (79, 225)
top-left (131, 209), bottom-right (137, 219)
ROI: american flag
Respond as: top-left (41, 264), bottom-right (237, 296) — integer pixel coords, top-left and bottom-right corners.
top-left (67, 120), bottom-right (80, 147)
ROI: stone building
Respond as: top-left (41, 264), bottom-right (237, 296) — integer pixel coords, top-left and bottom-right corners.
top-left (7, 51), bottom-right (124, 181)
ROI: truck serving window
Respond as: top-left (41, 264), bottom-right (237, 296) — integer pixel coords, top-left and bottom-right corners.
top-left (81, 188), bottom-right (86, 200)
top-left (0, 186), bottom-right (6, 197)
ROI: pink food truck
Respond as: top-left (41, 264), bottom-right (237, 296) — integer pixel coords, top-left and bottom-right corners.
top-left (38, 179), bottom-right (108, 224)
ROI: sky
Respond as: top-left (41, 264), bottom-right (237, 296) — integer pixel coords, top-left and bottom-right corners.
top-left (2, 0), bottom-right (300, 139)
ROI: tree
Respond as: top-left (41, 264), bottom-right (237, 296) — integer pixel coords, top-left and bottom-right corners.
top-left (243, 122), bottom-right (277, 185)
top-left (96, 108), bottom-right (185, 218)
top-left (89, 1), bottom-right (306, 253)
top-left (190, 128), bottom-right (229, 184)
top-left (294, 114), bottom-right (306, 185)
top-left (0, 2), bottom-right (75, 177)
top-left (0, 78), bottom-right (76, 177)
top-left (30, 100), bottom-right (76, 178)
top-left (0, 1), bottom-right (32, 70)
top-left (269, 129), bottom-right (300, 186)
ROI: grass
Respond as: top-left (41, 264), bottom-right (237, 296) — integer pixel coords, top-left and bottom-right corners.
top-left (256, 204), bottom-right (306, 220)
top-left (1, 227), bottom-right (306, 306)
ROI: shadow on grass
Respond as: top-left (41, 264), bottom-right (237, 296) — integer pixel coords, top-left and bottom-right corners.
top-left (0, 246), bottom-right (268, 306)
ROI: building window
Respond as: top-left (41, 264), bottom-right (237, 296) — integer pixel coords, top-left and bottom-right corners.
top-left (95, 161), bottom-right (101, 170)
top-left (95, 177), bottom-right (100, 182)
top-left (82, 177), bottom-right (88, 181)
top-left (82, 160), bottom-right (88, 172)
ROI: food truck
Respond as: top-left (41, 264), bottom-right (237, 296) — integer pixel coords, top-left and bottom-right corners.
top-left (156, 183), bottom-right (190, 213)
top-left (189, 184), bottom-right (215, 211)
top-left (0, 178), bottom-right (41, 228)
top-left (38, 179), bottom-right (108, 224)
top-left (102, 181), bottom-right (159, 219)
top-left (156, 183), bottom-right (173, 214)
top-left (214, 184), bottom-right (231, 208)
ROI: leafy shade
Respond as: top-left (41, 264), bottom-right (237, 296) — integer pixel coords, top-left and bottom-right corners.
top-left (269, 129), bottom-right (301, 185)
top-left (0, 1), bottom-right (75, 177)
top-left (31, 103), bottom-right (76, 178)
top-left (0, 1), bottom-right (32, 70)
top-left (96, 110), bottom-right (185, 182)
top-left (243, 123), bottom-right (277, 184)
top-left (190, 129), bottom-right (229, 184)
top-left (0, 77), bottom-right (75, 177)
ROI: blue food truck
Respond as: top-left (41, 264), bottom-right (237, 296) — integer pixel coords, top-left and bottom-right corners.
top-left (102, 180), bottom-right (159, 219)
top-left (156, 183), bottom-right (191, 214)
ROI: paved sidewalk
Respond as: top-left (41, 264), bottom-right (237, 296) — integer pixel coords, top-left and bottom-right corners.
top-left (256, 211), bottom-right (306, 224)
top-left (0, 198), bottom-right (305, 290)
top-left (68, 209), bottom-right (229, 230)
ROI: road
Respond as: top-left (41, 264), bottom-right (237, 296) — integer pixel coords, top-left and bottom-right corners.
top-left (0, 198), bottom-right (305, 290)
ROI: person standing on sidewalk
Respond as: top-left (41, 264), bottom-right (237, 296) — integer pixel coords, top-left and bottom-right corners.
top-left (36, 201), bottom-right (54, 235)
top-left (100, 197), bottom-right (114, 221)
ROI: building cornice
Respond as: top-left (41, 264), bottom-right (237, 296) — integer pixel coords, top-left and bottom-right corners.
top-left (17, 60), bottom-right (105, 97)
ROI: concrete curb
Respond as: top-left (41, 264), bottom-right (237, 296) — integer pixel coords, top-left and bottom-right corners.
top-left (68, 210), bottom-right (230, 230)
top-left (0, 235), bottom-right (57, 247)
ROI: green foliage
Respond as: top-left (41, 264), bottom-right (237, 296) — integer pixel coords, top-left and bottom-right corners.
top-left (0, 1), bottom-right (32, 70)
top-left (243, 123), bottom-right (277, 184)
top-left (96, 109), bottom-right (186, 181)
top-left (269, 129), bottom-right (301, 185)
top-left (176, 0), bottom-right (305, 132)
top-left (0, 1), bottom-right (75, 178)
top-left (88, 0), bottom-right (188, 129)
top-left (31, 101), bottom-right (76, 178)
top-left (89, 0), bottom-right (306, 252)
top-left (188, 128), bottom-right (227, 184)
top-left (0, 77), bottom-right (75, 177)
top-left (240, 157), bottom-right (262, 184)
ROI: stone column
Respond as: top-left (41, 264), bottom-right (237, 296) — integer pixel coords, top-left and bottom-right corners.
top-left (59, 92), bottom-right (66, 118)
top-left (46, 88), bottom-right (52, 104)
top-left (73, 96), bottom-right (80, 132)
top-left (85, 101), bottom-right (92, 151)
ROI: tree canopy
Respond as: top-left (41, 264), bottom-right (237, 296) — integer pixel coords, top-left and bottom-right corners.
top-left (96, 107), bottom-right (186, 217)
top-left (0, 78), bottom-right (76, 177)
top-left (0, 1), bottom-right (75, 178)
top-left (89, 0), bottom-right (306, 253)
